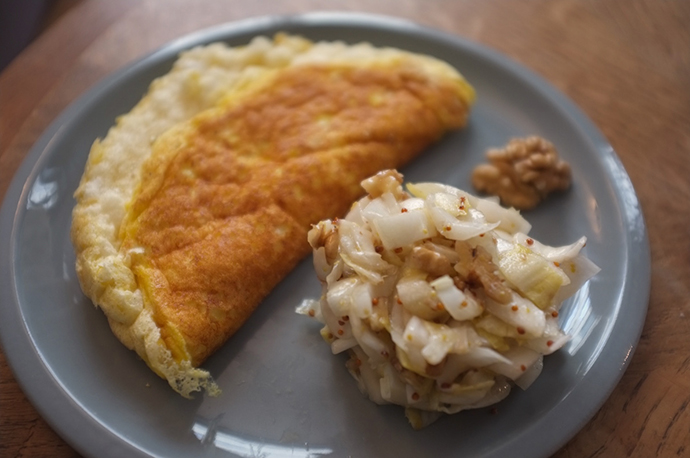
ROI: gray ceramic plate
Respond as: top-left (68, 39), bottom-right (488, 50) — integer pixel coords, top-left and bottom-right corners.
top-left (0, 12), bottom-right (650, 458)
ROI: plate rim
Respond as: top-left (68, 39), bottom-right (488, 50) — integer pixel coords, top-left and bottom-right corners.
top-left (0, 11), bottom-right (651, 458)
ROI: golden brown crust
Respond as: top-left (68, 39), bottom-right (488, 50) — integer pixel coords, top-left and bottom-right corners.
top-left (122, 64), bottom-right (472, 366)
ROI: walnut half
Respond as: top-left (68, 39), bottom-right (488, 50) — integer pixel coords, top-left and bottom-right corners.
top-left (471, 136), bottom-right (572, 210)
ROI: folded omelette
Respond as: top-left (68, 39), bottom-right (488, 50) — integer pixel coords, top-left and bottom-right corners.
top-left (71, 34), bottom-right (475, 397)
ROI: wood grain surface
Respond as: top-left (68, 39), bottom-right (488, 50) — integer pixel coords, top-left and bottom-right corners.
top-left (1, 1), bottom-right (689, 457)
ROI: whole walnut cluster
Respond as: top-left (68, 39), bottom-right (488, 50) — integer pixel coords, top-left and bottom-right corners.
top-left (471, 136), bottom-right (572, 210)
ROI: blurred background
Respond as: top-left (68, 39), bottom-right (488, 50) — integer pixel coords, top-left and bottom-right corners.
top-left (0, 0), bottom-right (80, 72)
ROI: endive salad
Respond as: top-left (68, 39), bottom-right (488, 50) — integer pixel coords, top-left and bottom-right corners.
top-left (297, 170), bottom-right (599, 428)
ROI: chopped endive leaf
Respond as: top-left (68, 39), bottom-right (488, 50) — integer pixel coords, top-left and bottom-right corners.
top-left (407, 182), bottom-right (477, 206)
top-left (498, 244), bottom-right (564, 309)
top-left (405, 408), bottom-right (442, 430)
top-left (474, 318), bottom-right (512, 351)
top-left (433, 192), bottom-right (467, 217)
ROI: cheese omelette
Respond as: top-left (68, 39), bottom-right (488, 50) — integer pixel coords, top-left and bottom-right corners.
top-left (71, 34), bottom-right (476, 397)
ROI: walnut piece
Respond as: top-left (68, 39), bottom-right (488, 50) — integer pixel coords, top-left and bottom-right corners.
top-left (471, 136), bottom-right (572, 210)
top-left (307, 221), bottom-right (339, 264)
top-left (454, 241), bottom-right (512, 304)
top-left (361, 169), bottom-right (406, 199)
top-left (409, 246), bottom-right (456, 278)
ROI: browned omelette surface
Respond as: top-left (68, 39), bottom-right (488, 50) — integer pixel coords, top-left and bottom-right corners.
top-left (121, 64), bottom-right (472, 367)
top-left (71, 34), bottom-right (476, 396)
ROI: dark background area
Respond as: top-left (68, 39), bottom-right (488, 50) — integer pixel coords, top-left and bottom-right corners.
top-left (0, 0), bottom-right (79, 72)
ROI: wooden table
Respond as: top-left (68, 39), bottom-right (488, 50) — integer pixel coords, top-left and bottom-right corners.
top-left (1, 1), bottom-right (689, 456)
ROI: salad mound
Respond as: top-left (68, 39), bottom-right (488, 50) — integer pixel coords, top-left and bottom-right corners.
top-left (297, 169), bottom-right (599, 428)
